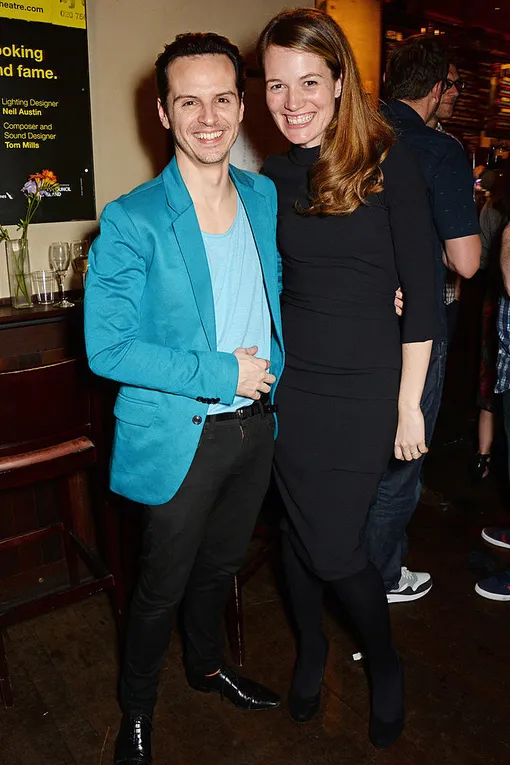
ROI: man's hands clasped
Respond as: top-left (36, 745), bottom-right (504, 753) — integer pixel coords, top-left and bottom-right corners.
top-left (235, 346), bottom-right (276, 400)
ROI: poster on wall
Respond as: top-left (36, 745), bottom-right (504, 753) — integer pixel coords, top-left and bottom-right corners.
top-left (0, 0), bottom-right (95, 225)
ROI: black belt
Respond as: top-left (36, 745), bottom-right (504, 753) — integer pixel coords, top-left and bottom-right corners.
top-left (206, 399), bottom-right (277, 423)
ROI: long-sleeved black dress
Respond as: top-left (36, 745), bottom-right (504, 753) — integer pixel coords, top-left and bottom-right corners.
top-left (263, 141), bottom-right (437, 581)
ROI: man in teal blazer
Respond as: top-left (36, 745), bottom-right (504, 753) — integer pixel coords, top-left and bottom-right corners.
top-left (85, 32), bottom-right (284, 765)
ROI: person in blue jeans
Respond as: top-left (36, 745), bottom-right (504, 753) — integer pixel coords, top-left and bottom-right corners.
top-left (364, 35), bottom-right (481, 603)
top-left (476, 222), bottom-right (510, 600)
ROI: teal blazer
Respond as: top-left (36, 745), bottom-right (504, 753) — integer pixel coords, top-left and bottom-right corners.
top-left (85, 158), bottom-right (284, 505)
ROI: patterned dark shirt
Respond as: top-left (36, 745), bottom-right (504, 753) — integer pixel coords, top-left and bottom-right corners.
top-left (496, 297), bottom-right (510, 394)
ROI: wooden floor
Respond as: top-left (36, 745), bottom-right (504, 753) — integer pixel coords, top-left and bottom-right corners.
top-left (1, 419), bottom-right (510, 765)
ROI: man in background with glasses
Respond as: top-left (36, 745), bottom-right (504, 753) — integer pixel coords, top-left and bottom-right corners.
top-left (427, 64), bottom-right (465, 133)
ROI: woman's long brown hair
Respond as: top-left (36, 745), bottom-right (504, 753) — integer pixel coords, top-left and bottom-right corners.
top-left (257, 8), bottom-right (395, 216)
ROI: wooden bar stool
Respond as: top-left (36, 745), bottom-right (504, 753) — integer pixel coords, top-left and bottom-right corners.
top-left (0, 358), bottom-right (122, 707)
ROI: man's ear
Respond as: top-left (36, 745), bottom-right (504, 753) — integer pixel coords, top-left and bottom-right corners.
top-left (157, 98), bottom-right (171, 130)
top-left (239, 94), bottom-right (245, 123)
top-left (431, 80), bottom-right (444, 104)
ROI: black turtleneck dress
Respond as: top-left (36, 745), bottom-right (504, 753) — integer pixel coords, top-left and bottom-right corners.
top-left (263, 142), bottom-right (437, 580)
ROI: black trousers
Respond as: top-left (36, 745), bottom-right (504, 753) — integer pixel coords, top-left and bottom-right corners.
top-left (120, 409), bottom-right (275, 716)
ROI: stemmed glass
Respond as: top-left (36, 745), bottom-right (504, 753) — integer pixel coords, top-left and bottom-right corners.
top-left (71, 240), bottom-right (89, 299)
top-left (49, 241), bottom-right (74, 308)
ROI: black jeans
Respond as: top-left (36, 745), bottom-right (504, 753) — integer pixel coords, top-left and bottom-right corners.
top-left (120, 409), bottom-right (275, 716)
top-left (364, 337), bottom-right (448, 590)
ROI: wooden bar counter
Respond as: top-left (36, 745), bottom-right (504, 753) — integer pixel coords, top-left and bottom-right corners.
top-left (0, 302), bottom-right (85, 372)
top-left (0, 302), bottom-right (115, 607)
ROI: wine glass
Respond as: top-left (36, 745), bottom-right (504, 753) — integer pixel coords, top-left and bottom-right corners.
top-left (49, 241), bottom-right (74, 308)
top-left (71, 240), bottom-right (89, 298)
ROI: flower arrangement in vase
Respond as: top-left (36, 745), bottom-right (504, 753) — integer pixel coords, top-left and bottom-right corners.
top-left (1, 170), bottom-right (60, 308)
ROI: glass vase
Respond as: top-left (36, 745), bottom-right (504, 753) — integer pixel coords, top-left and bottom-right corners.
top-left (5, 238), bottom-right (33, 309)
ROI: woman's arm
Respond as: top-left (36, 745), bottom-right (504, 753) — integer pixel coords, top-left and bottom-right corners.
top-left (382, 142), bottom-right (438, 460)
top-left (394, 341), bottom-right (432, 460)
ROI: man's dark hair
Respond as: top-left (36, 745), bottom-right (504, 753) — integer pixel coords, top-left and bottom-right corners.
top-left (385, 35), bottom-right (449, 101)
top-left (155, 32), bottom-right (245, 110)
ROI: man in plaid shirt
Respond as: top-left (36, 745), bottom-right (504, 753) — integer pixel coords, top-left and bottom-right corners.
top-left (476, 223), bottom-right (510, 600)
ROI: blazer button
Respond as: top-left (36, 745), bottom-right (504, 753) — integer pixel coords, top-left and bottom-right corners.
top-left (192, 415), bottom-right (203, 425)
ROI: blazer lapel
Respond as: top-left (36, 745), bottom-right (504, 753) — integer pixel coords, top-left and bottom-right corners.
top-left (232, 172), bottom-right (280, 337)
top-left (163, 160), bottom-right (217, 350)
top-left (172, 210), bottom-right (217, 350)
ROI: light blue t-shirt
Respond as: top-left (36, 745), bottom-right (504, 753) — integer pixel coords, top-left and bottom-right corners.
top-left (202, 196), bottom-right (271, 414)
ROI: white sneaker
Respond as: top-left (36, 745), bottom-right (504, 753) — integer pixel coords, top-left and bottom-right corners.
top-left (386, 567), bottom-right (433, 603)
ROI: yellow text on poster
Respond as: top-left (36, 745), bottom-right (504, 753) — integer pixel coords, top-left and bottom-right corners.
top-left (0, 0), bottom-right (86, 30)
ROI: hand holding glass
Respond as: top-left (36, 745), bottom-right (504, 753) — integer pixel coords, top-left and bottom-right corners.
top-left (49, 241), bottom-right (74, 308)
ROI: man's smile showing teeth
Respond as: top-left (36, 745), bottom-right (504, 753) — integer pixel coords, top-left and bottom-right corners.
top-left (285, 113), bottom-right (314, 125)
top-left (195, 131), bottom-right (223, 140)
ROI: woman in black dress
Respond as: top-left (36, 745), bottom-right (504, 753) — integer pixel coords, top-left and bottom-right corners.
top-left (257, 9), bottom-right (436, 747)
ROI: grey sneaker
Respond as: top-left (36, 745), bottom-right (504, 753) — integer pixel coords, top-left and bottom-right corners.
top-left (387, 567), bottom-right (432, 603)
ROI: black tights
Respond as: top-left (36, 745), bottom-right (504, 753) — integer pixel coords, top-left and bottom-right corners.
top-left (282, 533), bottom-right (402, 721)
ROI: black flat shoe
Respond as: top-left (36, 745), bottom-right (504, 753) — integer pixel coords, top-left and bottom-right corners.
top-left (369, 714), bottom-right (405, 749)
top-left (288, 635), bottom-right (328, 724)
top-left (187, 665), bottom-right (280, 710)
top-left (114, 713), bottom-right (152, 765)
top-left (368, 656), bottom-right (405, 749)
top-left (288, 689), bottom-right (321, 723)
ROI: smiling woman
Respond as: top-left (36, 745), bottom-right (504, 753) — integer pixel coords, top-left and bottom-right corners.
top-left (257, 8), bottom-right (394, 216)
top-left (256, 7), bottom-right (437, 748)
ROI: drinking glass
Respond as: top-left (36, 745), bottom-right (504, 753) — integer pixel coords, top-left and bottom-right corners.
top-left (31, 270), bottom-right (56, 304)
top-left (49, 241), bottom-right (74, 308)
top-left (71, 240), bottom-right (89, 298)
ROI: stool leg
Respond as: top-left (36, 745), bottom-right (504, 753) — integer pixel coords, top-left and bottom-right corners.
top-left (101, 499), bottom-right (126, 620)
top-left (225, 575), bottom-right (245, 667)
top-left (0, 632), bottom-right (14, 708)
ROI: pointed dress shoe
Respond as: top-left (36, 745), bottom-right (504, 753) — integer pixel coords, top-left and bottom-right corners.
top-left (114, 713), bottom-right (152, 765)
top-left (187, 664), bottom-right (280, 710)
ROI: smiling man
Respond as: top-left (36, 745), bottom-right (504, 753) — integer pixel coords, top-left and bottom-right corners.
top-left (84, 33), bottom-right (284, 765)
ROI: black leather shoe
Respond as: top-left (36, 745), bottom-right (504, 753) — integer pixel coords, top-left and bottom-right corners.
top-left (114, 713), bottom-right (152, 764)
top-left (187, 665), bottom-right (280, 710)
